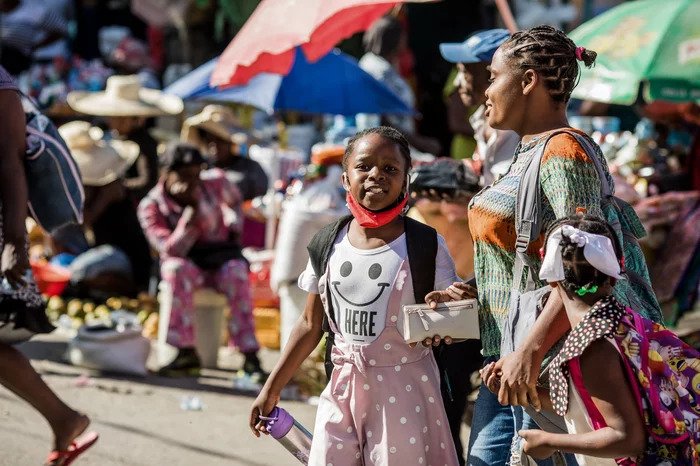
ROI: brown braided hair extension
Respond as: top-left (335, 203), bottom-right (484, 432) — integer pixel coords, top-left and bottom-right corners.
top-left (543, 214), bottom-right (622, 295)
top-left (501, 25), bottom-right (597, 103)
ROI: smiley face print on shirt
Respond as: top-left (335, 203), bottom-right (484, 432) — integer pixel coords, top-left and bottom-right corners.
top-left (328, 230), bottom-right (407, 344)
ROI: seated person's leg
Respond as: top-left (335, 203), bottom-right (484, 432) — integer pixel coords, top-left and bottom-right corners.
top-left (214, 259), bottom-right (263, 375)
top-left (158, 257), bottom-right (204, 376)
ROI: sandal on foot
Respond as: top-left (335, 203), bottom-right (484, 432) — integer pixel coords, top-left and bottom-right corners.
top-left (45, 431), bottom-right (99, 466)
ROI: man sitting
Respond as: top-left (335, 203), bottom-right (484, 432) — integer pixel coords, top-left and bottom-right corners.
top-left (137, 143), bottom-right (264, 377)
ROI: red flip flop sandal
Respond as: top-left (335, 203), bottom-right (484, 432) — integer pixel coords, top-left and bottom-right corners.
top-left (45, 431), bottom-right (99, 466)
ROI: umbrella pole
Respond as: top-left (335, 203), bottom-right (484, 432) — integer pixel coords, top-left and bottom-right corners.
top-left (173, 16), bottom-right (191, 64)
top-left (494, 0), bottom-right (519, 33)
top-left (265, 187), bottom-right (277, 251)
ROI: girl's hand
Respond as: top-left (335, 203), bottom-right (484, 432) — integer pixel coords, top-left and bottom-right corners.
top-left (519, 429), bottom-right (556, 460)
top-left (249, 389), bottom-right (280, 437)
top-left (424, 281), bottom-right (477, 308)
top-left (413, 281), bottom-right (477, 348)
top-left (409, 334), bottom-right (454, 348)
top-left (480, 362), bottom-right (501, 394)
top-left (494, 350), bottom-right (541, 410)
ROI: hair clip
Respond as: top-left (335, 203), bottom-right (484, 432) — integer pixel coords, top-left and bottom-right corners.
top-left (575, 46), bottom-right (585, 62)
top-left (575, 284), bottom-right (598, 296)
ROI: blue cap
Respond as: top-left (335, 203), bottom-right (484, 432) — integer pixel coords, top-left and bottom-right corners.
top-left (439, 29), bottom-right (510, 64)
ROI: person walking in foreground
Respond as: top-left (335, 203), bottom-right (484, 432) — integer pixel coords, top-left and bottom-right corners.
top-left (250, 126), bottom-right (460, 465)
top-left (0, 65), bottom-right (98, 465)
top-left (485, 214), bottom-right (699, 465)
top-left (426, 25), bottom-right (663, 465)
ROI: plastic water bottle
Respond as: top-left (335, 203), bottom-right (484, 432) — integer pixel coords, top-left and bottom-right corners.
top-left (260, 407), bottom-right (313, 464)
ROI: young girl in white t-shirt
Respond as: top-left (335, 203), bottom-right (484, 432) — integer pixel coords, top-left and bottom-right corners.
top-left (249, 127), bottom-right (462, 465)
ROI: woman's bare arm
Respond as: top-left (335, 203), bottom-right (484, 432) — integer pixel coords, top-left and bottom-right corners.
top-left (249, 292), bottom-right (325, 435)
top-left (487, 290), bottom-right (571, 410)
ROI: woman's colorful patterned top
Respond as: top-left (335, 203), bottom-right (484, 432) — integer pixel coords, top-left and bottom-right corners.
top-left (468, 129), bottom-right (660, 357)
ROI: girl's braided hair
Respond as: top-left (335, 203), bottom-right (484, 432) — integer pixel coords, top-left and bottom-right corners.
top-left (501, 25), bottom-right (597, 103)
top-left (544, 214), bottom-right (622, 295)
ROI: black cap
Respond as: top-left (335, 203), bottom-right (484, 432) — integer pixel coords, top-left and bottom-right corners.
top-left (161, 143), bottom-right (207, 171)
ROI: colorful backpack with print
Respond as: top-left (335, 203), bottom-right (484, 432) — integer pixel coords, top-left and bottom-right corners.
top-left (612, 308), bottom-right (700, 465)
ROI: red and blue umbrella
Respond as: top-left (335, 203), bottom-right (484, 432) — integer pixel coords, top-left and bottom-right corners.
top-left (165, 48), bottom-right (414, 116)
top-left (210, 0), bottom-right (436, 87)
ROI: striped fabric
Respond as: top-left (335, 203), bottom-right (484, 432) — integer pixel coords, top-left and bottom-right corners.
top-left (468, 129), bottom-right (657, 357)
top-left (0, 2), bottom-right (67, 56)
top-left (0, 65), bottom-right (17, 90)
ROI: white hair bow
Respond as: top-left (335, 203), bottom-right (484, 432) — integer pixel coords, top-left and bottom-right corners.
top-left (539, 225), bottom-right (625, 283)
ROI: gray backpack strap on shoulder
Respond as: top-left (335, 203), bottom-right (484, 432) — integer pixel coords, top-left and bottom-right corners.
top-left (514, 128), bottom-right (614, 291)
top-left (501, 132), bottom-right (562, 358)
top-left (513, 131), bottom-right (566, 292)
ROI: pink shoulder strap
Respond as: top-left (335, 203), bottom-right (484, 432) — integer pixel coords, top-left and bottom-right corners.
top-left (569, 357), bottom-right (608, 430)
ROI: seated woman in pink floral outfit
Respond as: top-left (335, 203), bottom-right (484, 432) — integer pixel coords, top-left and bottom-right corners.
top-left (138, 143), bottom-right (263, 377)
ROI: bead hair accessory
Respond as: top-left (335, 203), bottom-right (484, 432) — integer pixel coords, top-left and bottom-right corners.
top-left (575, 284), bottom-right (599, 296)
top-left (539, 225), bottom-right (626, 283)
top-left (575, 46), bottom-right (585, 61)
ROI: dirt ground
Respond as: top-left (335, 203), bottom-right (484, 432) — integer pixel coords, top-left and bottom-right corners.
top-left (1, 332), bottom-right (470, 465)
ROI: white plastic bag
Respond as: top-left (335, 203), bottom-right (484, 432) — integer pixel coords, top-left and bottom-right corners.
top-left (271, 166), bottom-right (348, 291)
top-left (68, 324), bottom-right (150, 376)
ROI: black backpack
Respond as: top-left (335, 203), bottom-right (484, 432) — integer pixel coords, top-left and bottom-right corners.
top-left (307, 215), bottom-right (438, 379)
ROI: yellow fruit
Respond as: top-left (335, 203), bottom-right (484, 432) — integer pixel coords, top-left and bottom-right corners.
top-left (127, 299), bottom-right (140, 311)
top-left (106, 297), bottom-right (123, 310)
top-left (71, 317), bottom-right (84, 329)
top-left (47, 296), bottom-right (65, 312)
top-left (46, 310), bottom-right (60, 322)
top-left (138, 292), bottom-right (158, 307)
top-left (94, 305), bottom-right (111, 318)
top-left (66, 299), bottom-right (83, 317)
top-left (82, 302), bottom-right (96, 314)
top-left (142, 313), bottom-right (159, 339)
top-left (67, 301), bottom-right (86, 319)
top-left (136, 310), bottom-right (151, 324)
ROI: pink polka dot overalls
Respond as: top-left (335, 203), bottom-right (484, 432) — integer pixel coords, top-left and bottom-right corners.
top-left (308, 259), bottom-right (459, 466)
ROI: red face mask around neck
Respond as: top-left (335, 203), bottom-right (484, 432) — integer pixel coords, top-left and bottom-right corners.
top-left (346, 191), bottom-right (408, 228)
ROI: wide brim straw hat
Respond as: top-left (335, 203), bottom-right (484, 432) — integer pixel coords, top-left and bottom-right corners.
top-left (67, 75), bottom-right (184, 117)
top-left (59, 121), bottom-right (140, 187)
top-left (180, 104), bottom-right (248, 147)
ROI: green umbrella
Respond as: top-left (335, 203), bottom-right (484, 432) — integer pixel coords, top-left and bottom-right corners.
top-left (569, 0), bottom-right (700, 104)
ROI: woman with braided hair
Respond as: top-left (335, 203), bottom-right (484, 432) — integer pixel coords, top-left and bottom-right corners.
top-left (426, 25), bottom-right (662, 465)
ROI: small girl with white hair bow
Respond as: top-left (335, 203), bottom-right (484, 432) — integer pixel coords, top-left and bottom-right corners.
top-left (515, 215), bottom-right (649, 465)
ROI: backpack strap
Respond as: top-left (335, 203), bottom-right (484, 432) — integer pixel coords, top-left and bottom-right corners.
top-left (404, 216), bottom-right (438, 303)
top-left (307, 215), bottom-right (353, 381)
top-left (307, 214), bottom-right (353, 330)
top-left (312, 215), bottom-right (439, 381)
top-left (568, 136), bottom-right (657, 314)
top-left (513, 131), bottom-right (566, 290)
top-left (514, 129), bottom-right (614, 289)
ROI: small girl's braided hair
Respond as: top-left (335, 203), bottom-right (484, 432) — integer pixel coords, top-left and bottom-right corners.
top-left (343, 126), bottom-right (412, 173)
top-left (501, 25), bottom-right (597, 104)
top-left (544, 214), bottom-right (622, 295)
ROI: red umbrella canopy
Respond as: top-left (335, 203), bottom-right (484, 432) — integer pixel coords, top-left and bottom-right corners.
top-left (211, 0), bottom-right (408, 88)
